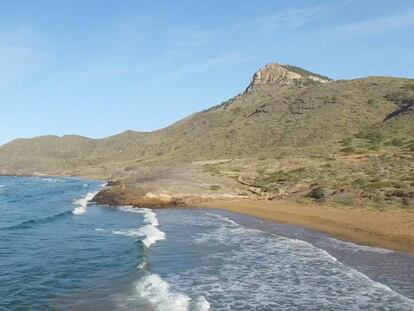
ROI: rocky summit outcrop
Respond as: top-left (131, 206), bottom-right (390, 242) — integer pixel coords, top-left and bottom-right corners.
top-left (245, 63), bottom-right (330, 92)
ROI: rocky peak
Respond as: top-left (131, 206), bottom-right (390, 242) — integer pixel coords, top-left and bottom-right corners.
top-left (246, 63), bottom-right (330, 92)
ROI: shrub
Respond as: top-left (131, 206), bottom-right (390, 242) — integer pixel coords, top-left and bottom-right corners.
top-left (353, 178), bottom-right (366, 186)
top-left (341, 137), bottom-right (352, 146)
top-left (341, 146), bottom-right (357, 153)
top-left (390, 137), bottom-right (404, 147)
top-left (366, 132), bottom-right (383, 144)
top-left (208, 185), bottom-right (221, 191)
top-left (354, 131), bottom-right (366, 139)
top-left (264, 171), bottom-right (290, 183)
top-left (308, 187), bottom-right (325, 201)
top-left (401, 83), bottom-right (414, 92)
top-left (367, 99), bottom-right (377, 106)
top-left (356, 130), bottom-right (383, 144)
top-left (363, 180), bottom-right (394, 189)
top-left (384, 91), bottom-right (407, 104)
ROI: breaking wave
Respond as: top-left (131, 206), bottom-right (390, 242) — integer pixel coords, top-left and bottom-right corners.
top-left (133, 274), bottom-right (210, 311)
top-left (72, 191), bottom-right (98, 215)
top-left (39, 178), bottom-right (67, 183)
top-left (115, 207), bottom-right (210, 310)
top-left (114, 207), bottom-right (166, 247)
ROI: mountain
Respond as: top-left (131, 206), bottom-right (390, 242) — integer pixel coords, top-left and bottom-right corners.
top-left (0, 63), bottom-right (413, 177)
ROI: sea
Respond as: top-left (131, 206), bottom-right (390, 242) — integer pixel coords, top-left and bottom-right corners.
top-left (0, 176), bottom-right (413, 310)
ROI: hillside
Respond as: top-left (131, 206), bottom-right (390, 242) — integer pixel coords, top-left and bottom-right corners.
top-left (0, 63), bottom-right (413, 178)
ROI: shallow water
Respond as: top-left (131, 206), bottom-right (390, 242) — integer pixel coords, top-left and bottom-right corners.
top-left (0, 176), bottom-right (413, 310)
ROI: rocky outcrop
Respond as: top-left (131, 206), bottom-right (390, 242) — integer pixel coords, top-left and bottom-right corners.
top-left (246, 63), bottom-right (330, 92)
top-left (93, 186), bottom-right (183, 208)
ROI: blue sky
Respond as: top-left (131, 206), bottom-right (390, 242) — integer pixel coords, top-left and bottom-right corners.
top-left (1, 0), bottom-right (413, 144)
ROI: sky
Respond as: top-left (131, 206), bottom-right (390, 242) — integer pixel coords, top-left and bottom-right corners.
top-left (0, 0), bottom-right (413, 145)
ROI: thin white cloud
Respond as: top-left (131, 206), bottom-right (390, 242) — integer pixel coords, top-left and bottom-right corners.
top-left (261, 6), bottom-right (325, 33)
top-left (338, 10), bottom-right (414, 36)
top-left (0, 29), bottom-right (47, 90)
top-left (166, 27), bottom-right (213, 49)
top-left (162, 52), bottom-right (253, 81)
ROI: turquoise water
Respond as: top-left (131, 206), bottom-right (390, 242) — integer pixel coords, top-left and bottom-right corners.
top-left (0, 176), bottom-right (413, 310)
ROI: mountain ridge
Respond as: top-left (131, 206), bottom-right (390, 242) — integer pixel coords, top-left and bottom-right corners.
top-left (0, 63), bottom-right (413, 177)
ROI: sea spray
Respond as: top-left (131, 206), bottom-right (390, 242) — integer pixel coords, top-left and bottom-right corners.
top-left (72, 191), bottom-right (98, 215)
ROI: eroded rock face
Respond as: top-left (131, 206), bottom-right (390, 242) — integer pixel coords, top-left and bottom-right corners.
top-left (93, 186), bottom-right (182, 208)
top-left (246, 63), bottom-right (329, 92)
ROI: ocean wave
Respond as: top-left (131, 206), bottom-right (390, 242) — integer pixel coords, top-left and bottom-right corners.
top-left (204, 212), bottom-right (239, 227)
top-left (72, 191), bottom-right (98, 215)
top-left (114, 208), bottom-right (203, 310)
top-left (137, 260), bottom-right (148, 270)
top-left (324, 237), bottom-right (394, 254)
top-left (112, 225), bottom-right (166, 247)
top-left (187, 211), bottom-right (414, 309)
top-left (203, 212), bottom-right (342, 263)
top-left (115, 207), bottom-right (166, 247)
top-left (39, 178), bottom-right (67, 183)
top-left (134, 274), bottom-right (210, 311)
top-left (118, 206), bottom-right (159, 226)
top-left (1, 210), bottom-right (72, 230)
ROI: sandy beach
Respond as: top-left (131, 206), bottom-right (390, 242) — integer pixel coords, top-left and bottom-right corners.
top-left (193, 199), bottom-right (414, 254)
top-left (93, 162), bottom-right (414, 256)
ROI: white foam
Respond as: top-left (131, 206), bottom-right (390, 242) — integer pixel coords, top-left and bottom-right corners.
top-left (112, 225), bottom-right (166, 247)
top-left (113, 208), bottom-right (198, 309)
top-left (325, 237), bottom-right (394, 254)
top-left (119, 206), bottom-right (160, 226)
top-left (134, 274), bottom-right (210, 311)
top-left (40, 178), bottom-right (66, 183)
top-left (190, 296), bottom-right (211, 311)
top-left (137, 260), bottom-right (147, 270)
top-left (72, 191), bottom-right (98, 215)
top-left (169, 211), bottom-right (414, 309)
top-left (204, 212), bottom-right (341, 264)
top-left (116, 207), bottom-right (165, 247)
top-left (204, 212), bottom-right (239, 227)
top-left (135, 274), bottom-right (190, 310)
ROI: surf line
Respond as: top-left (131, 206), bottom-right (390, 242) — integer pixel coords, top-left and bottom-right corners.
top-left (72, 191), bottom-right (99, 215)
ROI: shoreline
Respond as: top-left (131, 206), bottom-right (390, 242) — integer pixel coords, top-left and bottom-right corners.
top-left (2, 174), bottom-right (413, 254)
top-left (190, 199), bottom-right (414, 255)
top-left (91, 182), bottom-right (414, 255)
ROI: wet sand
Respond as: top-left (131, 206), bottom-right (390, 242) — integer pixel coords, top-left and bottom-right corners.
top-left (193, 199), bottom-right (414, 254)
